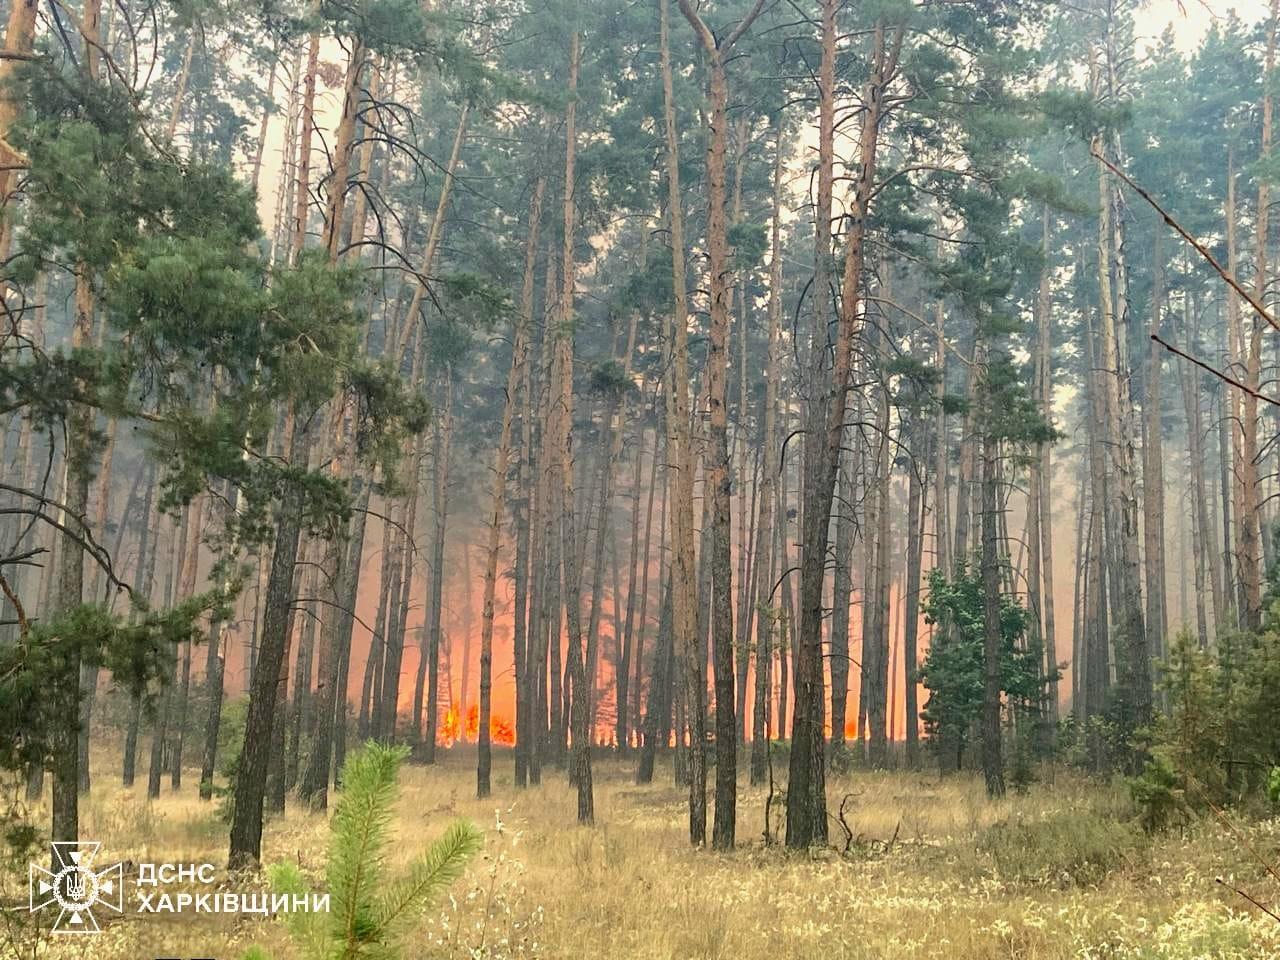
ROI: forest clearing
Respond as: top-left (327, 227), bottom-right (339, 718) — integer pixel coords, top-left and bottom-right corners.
top-left (12, 750), bottom-right (1280, 960)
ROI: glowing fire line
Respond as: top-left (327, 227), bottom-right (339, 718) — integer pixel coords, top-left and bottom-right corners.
top-left (438, 704), bottom-right (515, 747)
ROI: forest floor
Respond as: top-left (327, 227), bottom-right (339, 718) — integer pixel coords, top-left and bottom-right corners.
top-left (11, 749), bottom-right (1280, 959)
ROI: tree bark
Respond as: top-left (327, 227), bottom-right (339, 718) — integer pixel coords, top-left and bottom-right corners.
top-left (1093, 128), bottom-right (1151, 736)
top-left (555, 31), bottom-right (593, 824)
top-left (229, 420), bottom-right (305, 868)
top-left (1143, 227), bottom-right (1167, 672)
top-left (903, 429), bottom-right (925, 766)
top-left (477, 172), bottom-right (543, 797)
top-left (289, 31), bottom-right (320, 264)
top-left (659, 0), bottom-right (704, 845)
top-left (421, 381), bottom-right (453, 760)
top-left (750, 117), bottom-right (784, 785)
top-left (980, 429), bottom-right (1004, 798)
top-left (788, 15), bottom-right (899, 847)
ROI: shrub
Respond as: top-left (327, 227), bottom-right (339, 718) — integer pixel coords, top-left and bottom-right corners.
top-left (918, 564), bottom-right (1055, 772)
top-left (975, 808), bottom-right (1146, 887)
top-left (211, 695), bottom-right (248, 823)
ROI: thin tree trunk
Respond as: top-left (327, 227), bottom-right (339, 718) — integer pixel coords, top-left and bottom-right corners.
top-left (659, 0), bottom-right (704, 845)
top-left (1179, 298), bottom-right (1212, 649)
top-left (637, 414), bottom-right (668, 745)
top-left (903, 430), bottom-right (925, 766)
top-left (556, 31), bottom-right (593, 824)
top-left (165, 36), bottom-right (195, 140)
top-left (830, 449), bottom-right (855, 759)
top-left (0, 0), bottom-right (39, 262)
top-left (789, 15), bottom-right (899, 847)
top-left (618, 419), bottom-right (647, 752)
top-left (1094, 122), bottom-right (1150, 734)
top-left (123, 466), bottom-right (158, 788)
top-left (228, 419), bottom-right (305, 868)
top-left (422, 381), bottom-right (453, 760)
top-left (1036, 213), bottom-right (1059, 723)
top-left (289, 31), bottom-right (320, 264)
top-left (980, 429), bottom-right (1005, 798)
top-left (1143, 228), bottom-right (1168, 670)
top-left (477, 173), bottom-right (542, 797)
top-left (392, 103), bottom-right (470, 365)
top-left (636, 574), bottom-right (674, 784)
top-left (750, 116), bottom-right (784, 785)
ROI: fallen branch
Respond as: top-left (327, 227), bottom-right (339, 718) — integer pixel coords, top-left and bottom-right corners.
top-left (1216, 877), bottom-right (1280, 925)
top-left (1151, 334), bottom-right (1280, 408)
top-left (1093, 148), bottom-right (1280, 336)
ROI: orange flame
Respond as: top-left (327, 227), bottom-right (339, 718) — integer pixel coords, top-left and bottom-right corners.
top-left (441, 704), bottom-right (461, 747)
top-left (437, 703), bottom-right (516, 746)
top-left (490, 712), bottom-right (515, 745)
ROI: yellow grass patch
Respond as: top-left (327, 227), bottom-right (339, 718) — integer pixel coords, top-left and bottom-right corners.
top-left (8, 750), bottom-right (1280, 959)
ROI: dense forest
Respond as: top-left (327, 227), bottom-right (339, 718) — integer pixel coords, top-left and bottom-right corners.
top-left (6, 0), bottom-right (1280, 955)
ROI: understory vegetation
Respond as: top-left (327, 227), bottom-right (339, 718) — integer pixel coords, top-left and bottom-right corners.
top-left (6, 752), bottom-right (1280, 960)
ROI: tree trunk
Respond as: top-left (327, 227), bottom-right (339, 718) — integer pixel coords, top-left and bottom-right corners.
top-left (285, 588), bottom-right (316, 791)
top-left (556, 31), bottom-right (593, 824)
top-left (636, 574), bottom-right (674, 784)
top-left (379, 426), bottom-right (424, 743)
top-left (934, 301), bottom-right (951, 573)
top-left (903, 430), bottom-right (925, 766)
top-left (1179, 298), bottom-right (1212, 649)
top-left (1082, 307), bottom-right (1111, 723)
top-left (788, 15), bottom-right (898, 848)
top-left (582, 311), bottom-right (639, 748)
top-left (421, 382), bottom-right (453, 760)
top-left (635, 415), bottom-right (668, 747)
top-left (867, 368), bottom-right (892, 768)
top-left (1035, 213), bottom-right (1058, 723)
top-left (660, 0), bottom-right (705, 845)
top-left (52, 267), bottom-right (95, 852)
top-left (320, 40), bottom-right (366, 260)
top-left (1094, 131), bottom-right (1151, 736)
top-left (229, 421), bottom-right (305, 868)
top-left (830, 449), bottom-right (855, 760)
top-left (512, 172), bottom-right (546, 784)
top-left (123, 466), bottom-right (159, 788)
top-left (330, 503), bottom-right (367, 784)
top-left (289, 31), bottom-right (320, 264)
top-left (477, 173), bottom-right (542, 797)
top-left (1143, 228), bottom-right (1167, 672)
top-left (0, 0), bottom-right (38, 265)
top-left (750, 117), bottom-right (785, 785)
top-left (392, 104), bottom-right (470, 366)
top-left (980, 429), bottom-right (1005, 798)
top-left (618, 419), bottom-right (647, 752)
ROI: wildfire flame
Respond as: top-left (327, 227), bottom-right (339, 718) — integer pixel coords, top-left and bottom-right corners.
top-left (441, 704), bottom-right (461, 747)
top-left (437, 703), bottom-right (515, 747)
top-left (490, 712), bottom-right (515, 745)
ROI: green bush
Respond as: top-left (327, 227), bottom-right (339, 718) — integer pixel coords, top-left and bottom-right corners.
top-left (975, 808), bottom-right (1146, 887)
top-left (1131, 754), bottom-right (1185, 832)
top-left (211, 695), bottom-right (248, 823)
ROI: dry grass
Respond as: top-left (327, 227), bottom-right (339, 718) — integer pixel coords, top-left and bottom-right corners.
top-left (10, 747), bottom-right (1280, 959)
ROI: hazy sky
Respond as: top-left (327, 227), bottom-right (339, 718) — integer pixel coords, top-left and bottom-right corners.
top-left (1138, 0), bottom-right (1270, 49)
